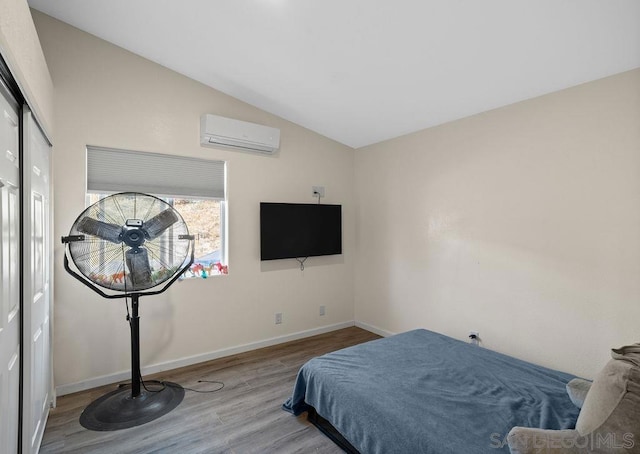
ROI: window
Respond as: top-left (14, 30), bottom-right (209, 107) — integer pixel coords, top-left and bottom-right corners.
top-left (86, 146), bottom-right (227, 278)
top-left (172, 198), bottom-right (227, 277)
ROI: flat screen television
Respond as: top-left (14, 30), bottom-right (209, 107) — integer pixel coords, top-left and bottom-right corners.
top-left (260, 202), bottom-right (342, 261)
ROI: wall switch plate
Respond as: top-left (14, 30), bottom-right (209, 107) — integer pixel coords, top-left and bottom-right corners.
top-left (275, 312), bottom-right (283, 324)
top-left (312, 186), bottom-right (325, 198)
top-left (319, 305), bottom-right (326, 316)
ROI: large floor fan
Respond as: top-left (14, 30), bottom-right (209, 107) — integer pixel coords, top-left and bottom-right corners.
top-left (61, 192), bottom-right (195, 431)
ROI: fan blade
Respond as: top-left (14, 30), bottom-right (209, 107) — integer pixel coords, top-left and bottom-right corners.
top-left (76, 217), bottom-right (122, 243)
top-left (125, 248), bottom-right (152, 287)
top-left (144, 209), bottom-right (179, 240)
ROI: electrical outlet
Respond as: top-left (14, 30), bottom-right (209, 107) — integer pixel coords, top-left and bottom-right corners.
top-left (469, 331), bottom-right (480, 346)
top-left (275, 312), bottom-right (283, 324)
top-left (312, 186), bottom-right (325, 198)
top-left (319, 305), bottom-right (326, 316)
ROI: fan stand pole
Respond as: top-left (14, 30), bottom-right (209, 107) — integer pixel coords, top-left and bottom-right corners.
top-left (78, 292), bottom-right (185, 431)
top-left (131, 294), bottom-right (141, 398)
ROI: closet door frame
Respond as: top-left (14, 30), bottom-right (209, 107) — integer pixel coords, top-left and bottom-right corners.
top-left (0, 52), bottom-right (54, 454)
top-left (0, 60), bottom-right (22, 454)
top-left (22, 106), bottom-right (52, 454)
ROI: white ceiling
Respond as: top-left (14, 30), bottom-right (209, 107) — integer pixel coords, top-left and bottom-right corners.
top-left (28, 0), bottom-right (640, 149)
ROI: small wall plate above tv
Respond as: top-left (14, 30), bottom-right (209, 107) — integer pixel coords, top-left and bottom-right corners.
top-left (260, 202), bottom-right (342, 261)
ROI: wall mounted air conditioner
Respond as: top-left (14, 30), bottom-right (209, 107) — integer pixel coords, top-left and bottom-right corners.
top-left (200, 114), bottom-right (281, 154)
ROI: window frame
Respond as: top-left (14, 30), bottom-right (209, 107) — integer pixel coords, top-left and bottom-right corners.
top-left (85, 146), bottom-right (228, 278)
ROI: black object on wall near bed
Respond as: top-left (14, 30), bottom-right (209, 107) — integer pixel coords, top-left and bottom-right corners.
top-left (260, 202), bottom-right (342, 261)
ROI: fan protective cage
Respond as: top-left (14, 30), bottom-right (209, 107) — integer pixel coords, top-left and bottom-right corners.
top-left (68, 192), bottom-right (190, 292)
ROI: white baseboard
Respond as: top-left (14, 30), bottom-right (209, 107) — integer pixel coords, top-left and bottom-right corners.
top-left (354, 320), bottom-right (395, 338)
top-left (56, 320), bottom-right (356, 397)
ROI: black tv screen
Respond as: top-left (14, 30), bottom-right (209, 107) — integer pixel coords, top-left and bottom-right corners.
top-left (260, 203), bottom-right (342, 261)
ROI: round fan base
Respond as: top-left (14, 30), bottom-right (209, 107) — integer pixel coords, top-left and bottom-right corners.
top-left (79, 382), bottom-right (184, 431)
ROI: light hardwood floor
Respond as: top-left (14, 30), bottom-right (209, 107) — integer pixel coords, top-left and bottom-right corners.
top-left (40, 327), bottom-right (380, 454)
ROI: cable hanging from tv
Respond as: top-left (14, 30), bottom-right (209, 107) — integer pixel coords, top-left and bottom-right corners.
top-left (296, 257), bottom-right (308, 271)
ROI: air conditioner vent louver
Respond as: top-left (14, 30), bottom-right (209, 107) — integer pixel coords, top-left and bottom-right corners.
top-left (200, 114), bottom-right (280, 154)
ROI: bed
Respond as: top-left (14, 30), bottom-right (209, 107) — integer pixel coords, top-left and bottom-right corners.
top-left (282, 329), bottom-right (580, 453)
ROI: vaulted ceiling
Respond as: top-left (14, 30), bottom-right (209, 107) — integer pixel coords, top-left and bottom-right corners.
top-left (28, 0), bottom-right (640, 148)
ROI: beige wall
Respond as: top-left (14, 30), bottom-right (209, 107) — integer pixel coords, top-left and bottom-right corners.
top-left (355, 69), bottom-right (640, 379)
top-left (32, 11), bottom-right (355, 391)
top-left (32, 8), bottom-right (640, 388)
top-left (0, 1), bottom-right (53, 134)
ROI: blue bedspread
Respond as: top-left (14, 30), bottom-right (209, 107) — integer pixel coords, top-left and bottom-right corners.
top-left (282, 329), bottom-right (580, 454)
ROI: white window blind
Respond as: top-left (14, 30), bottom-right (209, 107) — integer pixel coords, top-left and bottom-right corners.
top-left (87, 146), bottom-right (226, 200)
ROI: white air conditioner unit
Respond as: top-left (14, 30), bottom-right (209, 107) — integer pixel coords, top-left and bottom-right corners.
top-left (200, 114), bottom-right (281, 154)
